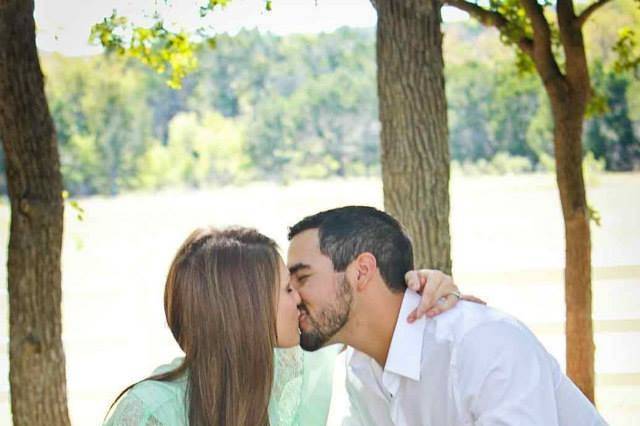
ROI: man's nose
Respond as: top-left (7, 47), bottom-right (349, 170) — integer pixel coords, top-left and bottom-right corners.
top-left (292, 288), bottom-right (302, 305)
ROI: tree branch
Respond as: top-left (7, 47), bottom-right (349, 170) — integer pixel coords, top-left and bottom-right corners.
top-left (519, 0), bottom-right (553, 46)
top-left (557, 0), bottom-right (591, 94)
top-left (518, 0), bottom-right (564, 86)
top-left (444, 0), bottom-right (533, 54)
top-left (557, 0), bottom-right (576, 51)
top-left (576, 0), bottom-right (611, 27)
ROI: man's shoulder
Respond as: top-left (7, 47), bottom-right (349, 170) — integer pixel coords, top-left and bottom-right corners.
top-left (430, 302), bottom-right (557, 378)
top-left (426, 301), bottom-right (530, 346)
top-left (346, 302), bottom-right (537, 377)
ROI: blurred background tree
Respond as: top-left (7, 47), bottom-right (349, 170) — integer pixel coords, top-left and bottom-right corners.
top-left (31, 10), bottom-right (637, 199)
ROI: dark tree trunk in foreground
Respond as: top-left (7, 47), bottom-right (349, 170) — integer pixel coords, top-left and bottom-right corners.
top-left (373, 0), bottom-right (452, 273)
top-left (0, 1), bottom-right (71, 424)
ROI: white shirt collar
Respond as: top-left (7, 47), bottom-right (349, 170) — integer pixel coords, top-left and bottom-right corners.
top-left (383, 290), bottom-right (426, 382)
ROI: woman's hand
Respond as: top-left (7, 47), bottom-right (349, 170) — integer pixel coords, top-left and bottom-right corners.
top-left (404, 269), bottom-right (486, 323)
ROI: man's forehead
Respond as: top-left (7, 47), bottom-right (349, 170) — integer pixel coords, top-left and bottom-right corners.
top-left (287, 228), bottom-right (322, 267)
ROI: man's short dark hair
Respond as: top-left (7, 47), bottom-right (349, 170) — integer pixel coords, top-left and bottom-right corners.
top-left (288, 206), bottom-right (414, 292)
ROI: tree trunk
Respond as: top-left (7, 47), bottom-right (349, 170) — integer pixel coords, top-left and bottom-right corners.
top-left (547, 6), bottom-right (596, 401)
top-left (0, 1), bottom-right (71, 424)
top-left (373, 0), bottom-right (452, 273)
top-left (548, 89), bottom-right (595, 402)
top-left (439, 0), bottom-right (597, 403)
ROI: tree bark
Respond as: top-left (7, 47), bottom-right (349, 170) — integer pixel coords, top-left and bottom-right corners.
top-left (549, 3), bottom-right (596, 401)
top-left (548, 92), bottom-right (595, 402)
top-left (373, 0), bottom-right (452, 273)
top-left (438, 0), bottom-right (597, 403)
top-left (546, 80), bottom-right (596, 406)
top-left (0, 1), bottom-right (71, 424)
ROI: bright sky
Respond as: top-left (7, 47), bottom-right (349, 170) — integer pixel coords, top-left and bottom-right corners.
top-left (35, 0), bottom-right (468, 56)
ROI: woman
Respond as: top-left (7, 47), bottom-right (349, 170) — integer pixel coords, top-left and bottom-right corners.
top-left (104, 227), bottom-right (466, 425)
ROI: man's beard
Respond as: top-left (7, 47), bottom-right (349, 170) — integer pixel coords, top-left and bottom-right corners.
top-left (299, 273), bottom-right (353, 351)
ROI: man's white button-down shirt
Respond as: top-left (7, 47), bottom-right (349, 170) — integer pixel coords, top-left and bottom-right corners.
top-left (343, 291), bottom-right (607, 426)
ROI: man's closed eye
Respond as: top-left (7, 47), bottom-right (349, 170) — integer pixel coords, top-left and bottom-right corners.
top-left (297, 275), bottom-right (310, 285)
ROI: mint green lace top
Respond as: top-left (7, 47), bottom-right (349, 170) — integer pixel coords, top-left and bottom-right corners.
top-left (103, 346), bottom-right (338, 426)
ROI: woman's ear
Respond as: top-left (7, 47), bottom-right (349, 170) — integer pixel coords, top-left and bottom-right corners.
top-left (353, 252), bottom-right (377, 291)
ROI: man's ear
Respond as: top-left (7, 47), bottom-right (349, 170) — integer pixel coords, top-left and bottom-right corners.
top-left (353, 252), bottom-right (377, 291)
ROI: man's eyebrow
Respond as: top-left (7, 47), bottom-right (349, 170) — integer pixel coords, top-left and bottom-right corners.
top-left (288, 263), bottom-right (311, 275)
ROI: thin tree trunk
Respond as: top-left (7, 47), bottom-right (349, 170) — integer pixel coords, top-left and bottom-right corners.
top-left (0, 1), bottom-right (71, 424)
top-left (438, 0), bottom-right (597, 403)
top-left (373, 0), bottom-right (452, 272)
top-left (550, 3), bottom-right (596, 400)
top-left (548, 90), bottom-right (595, 402)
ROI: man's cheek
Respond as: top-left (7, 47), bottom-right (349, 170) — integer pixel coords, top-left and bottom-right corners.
top-left (299, 289), bottom-right (314, 306)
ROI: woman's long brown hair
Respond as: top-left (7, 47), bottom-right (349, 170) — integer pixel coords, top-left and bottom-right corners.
top-left (106, 227), bottom-right (280, 425)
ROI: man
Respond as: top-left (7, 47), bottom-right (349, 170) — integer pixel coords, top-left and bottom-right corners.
top-left (287, 206), bottom-right (607, 425)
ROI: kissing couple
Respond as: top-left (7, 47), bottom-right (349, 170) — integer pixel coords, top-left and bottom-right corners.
top-left (104, 206), bottom-right (606, 425)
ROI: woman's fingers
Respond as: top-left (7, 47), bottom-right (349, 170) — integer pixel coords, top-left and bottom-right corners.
top-left (407, 269), bottom-right (456, 323)
top-left (461, 294), bottom-right (487, 305)
top-left (424, 293), bottom-right (459, 318)
top-left (405, 269), bottom-right (486, 323)
top-left (404, 270), bottom-right (422, 292)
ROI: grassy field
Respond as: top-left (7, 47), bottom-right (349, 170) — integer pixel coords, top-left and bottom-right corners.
top-left (0, 172), bottom-right (639, 425)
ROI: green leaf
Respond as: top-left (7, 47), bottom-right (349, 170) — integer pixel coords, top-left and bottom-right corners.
top-left (91, 13), bottom-right (201, 89)
top-left (588, 205), bottom-right (602, 227)
top-left (67, 199), bottom-right (86, 222)
top-left (613, 28), bottom-right (640, 75)
top-left (585, 89), bottom-right (608, 117)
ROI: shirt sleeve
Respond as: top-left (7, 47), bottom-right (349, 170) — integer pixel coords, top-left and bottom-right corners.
top-left (454, 320), bottom-right (561, 426)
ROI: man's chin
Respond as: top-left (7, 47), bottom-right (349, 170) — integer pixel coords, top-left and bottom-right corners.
top-left (299, 332), bottom-right (326, 352)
